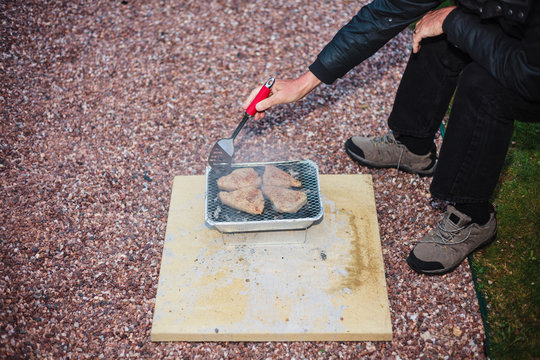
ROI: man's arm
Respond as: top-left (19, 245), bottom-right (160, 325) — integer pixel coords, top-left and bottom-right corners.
top-left (243, 0), bottom-right (442, 118)
top-left (443, 6), bottom-right (540, 102)
top-left (310, 0), bottom-right (442, 84)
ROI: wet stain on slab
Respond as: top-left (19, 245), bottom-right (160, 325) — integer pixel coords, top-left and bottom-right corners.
top-left (341, 209), bottom-right (377, 290)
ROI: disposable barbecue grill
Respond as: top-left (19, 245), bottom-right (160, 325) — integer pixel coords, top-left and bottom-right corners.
top-left (205, 160), bottom-right (323, 233)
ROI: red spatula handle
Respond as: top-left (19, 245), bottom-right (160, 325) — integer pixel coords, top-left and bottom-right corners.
top-left (246, 78), bottom-right (275, 116)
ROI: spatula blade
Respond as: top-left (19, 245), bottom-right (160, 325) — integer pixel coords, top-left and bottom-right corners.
top-left (208, 139), bottom-right (234, 173)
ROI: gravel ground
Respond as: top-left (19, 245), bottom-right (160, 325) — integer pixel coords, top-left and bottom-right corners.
top-left (1, 0), bottom-right (485, 358)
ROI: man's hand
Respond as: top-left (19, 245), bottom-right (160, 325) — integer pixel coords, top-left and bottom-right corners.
top-left (412, 6), bottom-right (456, 54)
top-left (242, 71), bottom-right (321, 121)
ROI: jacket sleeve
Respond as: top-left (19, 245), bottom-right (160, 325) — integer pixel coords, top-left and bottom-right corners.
top-left (309, 0), bottom-right (441, 84)
top-left (443, 7), bottom-right (540, 102)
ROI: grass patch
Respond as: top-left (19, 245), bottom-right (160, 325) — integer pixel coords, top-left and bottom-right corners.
top-left (470, 122), bottom-right (540, 359)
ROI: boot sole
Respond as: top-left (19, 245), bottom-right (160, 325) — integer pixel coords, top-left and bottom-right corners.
top-left (406, 232), bottom-right (497, 276)
top-left (345, 142), bottom-right (436, 177)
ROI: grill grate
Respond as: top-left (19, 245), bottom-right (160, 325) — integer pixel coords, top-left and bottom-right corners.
top-left (205, 160), bottom-right (323, 232)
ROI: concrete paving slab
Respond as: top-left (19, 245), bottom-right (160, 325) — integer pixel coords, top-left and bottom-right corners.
top-left (151, 174), bottom-right (391, 341)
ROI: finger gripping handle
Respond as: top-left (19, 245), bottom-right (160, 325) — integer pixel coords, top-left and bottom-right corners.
top-left (246, 78), bottom-right (275, 116)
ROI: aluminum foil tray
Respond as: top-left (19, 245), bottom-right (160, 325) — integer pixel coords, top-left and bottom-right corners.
top-left (205, 160), bottom-right (324, 233)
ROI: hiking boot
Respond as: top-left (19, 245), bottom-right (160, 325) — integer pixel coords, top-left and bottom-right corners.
top-left (407, 205), bottom-right (497, 275)
top-left (345, 132), bottom-right (437, 176)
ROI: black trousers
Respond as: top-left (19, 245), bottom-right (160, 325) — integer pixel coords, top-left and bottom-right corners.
top-left (388, 36), bottom-right (540, 204)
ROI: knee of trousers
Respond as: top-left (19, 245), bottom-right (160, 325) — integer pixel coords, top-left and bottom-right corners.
top-left (454, 63), bottom-right (516, 123)
top-left (416, 36), bottom-right (470, 73)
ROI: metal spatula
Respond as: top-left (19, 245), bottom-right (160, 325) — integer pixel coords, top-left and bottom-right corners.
top-left (208, 78), bottom-right (275, 173)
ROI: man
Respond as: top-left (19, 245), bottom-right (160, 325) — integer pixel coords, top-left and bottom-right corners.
top-left (243, 0), bottom-right (539, 275)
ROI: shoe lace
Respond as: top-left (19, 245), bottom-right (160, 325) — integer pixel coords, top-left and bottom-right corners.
top-left (372, 134), bottom-right (404, 173)
top-left (373, 134), bottom-right (398, 145)
top-left (427, 216), bottom-right (472, 245)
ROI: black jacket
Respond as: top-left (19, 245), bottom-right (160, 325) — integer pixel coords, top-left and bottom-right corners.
top-left (309, 0), bottom-right (540, 102)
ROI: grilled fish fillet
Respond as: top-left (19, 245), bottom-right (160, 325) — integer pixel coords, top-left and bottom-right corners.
top-left (263, 165), bottom-right (301, 187)
top-left (262, 185), bottom-right (307, 213)
top-left (217, 167), bottom-right (262, 191)
top-left (218, 187), bottom-right (264, 215)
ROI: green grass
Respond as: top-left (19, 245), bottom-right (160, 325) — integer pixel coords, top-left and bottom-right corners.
top-left (469, 122), bottom-right (540, 359)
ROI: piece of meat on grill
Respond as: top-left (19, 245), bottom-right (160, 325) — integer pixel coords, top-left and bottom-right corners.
top-left (263, 165), bottom-right (301, 188)
top-left (218, 187), bottom-right (264, 215)
top-left (217, 167), bottom-right (262, 191)
top-left (262, 185), bottom-right (307, 213)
